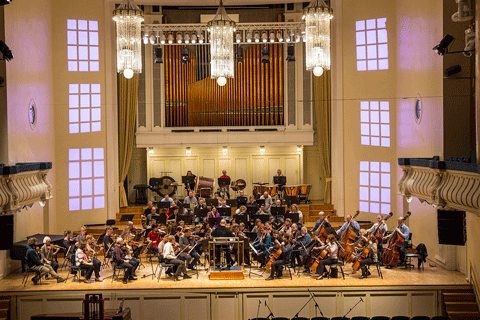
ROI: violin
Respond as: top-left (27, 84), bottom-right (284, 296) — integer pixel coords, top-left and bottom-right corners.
top-left (46, 244), bottom-right (62, 250)
top-left (382, 212), bottom-right (411, 267)
top-left (338, 211), bottom-right (360, 260)
top-left (85, 249), bottom-right (95, 255)
top-left (128, 240), bottom-right (140, 248)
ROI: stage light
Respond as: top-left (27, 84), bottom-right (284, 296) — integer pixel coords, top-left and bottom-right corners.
top-left (190, 32), bottom-right (196, 43)
top-left (295, 32), bottom-right (301, 43)
top-left (160, 32), bottom-right (166, 44)
top-left (246, 31), bottom-right (252, 43)
top-left (181, 47), bottom-right (190, 64)
top-left (254, 31), bottom-right (260, 43)
top-left (176, 33), bottom-right (182, 44)
top-left (433, 34), bottom-right (454, 55)
top-left (297, 145), bottom-right (302, 153)
top-left (143, 34), bottom-right (149, 44)
top-left (277, 31), bottom-right (283, 42)
top-left (217, 76), bottom-right (227, 86)
top-left (0, 0), bottom-right (14, 6)
top-left (236, 32), bottom-right (242, 43)
top-left (222, 146), bottom-right (228, 155)
top-left (149, 34), bottom-right (155, 45)
top-left (261, 46), bottom-right (270, 63)
top-left (269, 32), bottom-right (275, 43)
top-left (198, 32), bottom-right (204, 43)
top-left (148, 148), bottom-right (154, 156)
top-left (286, 44), bottom-right (295, 61)
top-left (154, 47), bottom-right (163, 64)
top-left (186, 147), bottom-right (191, 156)
top-left (123, 68), bottom-right (134, 79)
top-left (236, 46), bottom-right (243, 63)
top-left (184, 32), bottom-right (190, 44)
top-left (167, 33), bottom-right (173, 44)
top-left (286, 30), bottom-right (291, 42)
top-left (452, 0), bottom-right (473, 22)
top-left (262, 31), bottom-right (268, 43)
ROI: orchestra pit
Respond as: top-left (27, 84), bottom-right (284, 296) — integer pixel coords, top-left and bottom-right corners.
top-left (0, 0), bottom-right (480, 320)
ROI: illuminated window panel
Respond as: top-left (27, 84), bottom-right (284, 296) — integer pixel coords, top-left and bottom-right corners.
top-left (69, 84), bottom-right (101, 134)
top-left (359, 161), bottom-right (391, 214)
top-left (356, 18), bottom-right (388, 71)
top-left (69, 148), bottom-right (105, 211)
top-left (67, 19), bottom-right (99, 72)
top-left (360, 101), bottom-right (390, 147)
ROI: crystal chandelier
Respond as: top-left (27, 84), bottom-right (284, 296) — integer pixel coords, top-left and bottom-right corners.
top-left (113, 0), bottom-right (144, 79)
top-left (303, 0), bottom-right (333, 77)
top-left (207, 0), bottom-right (236, 86)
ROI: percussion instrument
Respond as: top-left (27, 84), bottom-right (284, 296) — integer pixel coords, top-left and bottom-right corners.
top-left (298, 184), bottom-right (312, 203)
top-left (195, 176), bottom-right (215, 198)
top-left (253, 185), bottom-right (267, 198)
top-left (231, 179), bottom-right (247, 191)
top-left (264, 185), bottom-right (277, 197)
top-left (283, 185), bottom-right (300, 197)
top-left (149, 176), bottom-right (179, 197)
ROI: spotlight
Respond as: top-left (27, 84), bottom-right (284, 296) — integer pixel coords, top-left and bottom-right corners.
top-left (286, 44), bottom-right (295, 61)
top-left (176, 33), bottom-right (182, 44)
top-left (254, 32), bottom-right (260, 43)
top-left (433, 34), bottom-right (454, 55)
top-left (262, 31), bottom-right (268, 43)
top-left (148, 148), bottom-right (154, 156)
top-left (236, 46), bottom-right (243, 63)
top-left (260, 146), bottom-right (265, 154)
top-left (184, 33), bottom-right (190, 44)
top-left (222, 146), bottom-right (228, 155)
top-left (452, 0), bottom-right (473, 22)
top-left (154, 47), bottom-right (163, 64)
top-left (236, 32), bottom-right (242, 43)
top-left (246, 31), bottom-right (252, 43)
top-left (186, 147), bottom-right (191, 156)
top-left (160, 32), bottom-right (166, 44)
top-left (261, 46), bottom-right (270, 63)
top-left (190, 32), bottom-right (196, 44)
top-left (181, 47), bottom-right (190, 64)
top-left (217, 76), bottom-right (227, 86)
top-left (444, 64), bottom-right (461, 76)
top-left (297, 145), bottom-right (302, 153)
top-left (285, 30), bottom-right (291, 42)
top-left (198, 32), bottom-right (204, 44)
top-left (167, 33), bottom-right (173, 44)
top-left (295, 32), bottom-right (301, 43)
top-left (269, 32), bottom-right (275, 43)
top-left (0, 0), bottom-right (13, 5)
top-left (149, 34), bottom-right (155, 45)
top-left (277, 31), bottom-right (283, 42)
top-left (463, 26), bottom-right (475, 57)
top-left (143, 34), bottom-right (149, 45)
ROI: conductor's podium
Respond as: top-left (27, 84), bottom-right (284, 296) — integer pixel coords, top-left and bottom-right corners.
top-left (209, 237), bottom-right (245, 280)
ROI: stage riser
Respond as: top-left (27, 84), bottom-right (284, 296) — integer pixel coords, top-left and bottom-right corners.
top-left (7, 287), bottom-right (462, 320)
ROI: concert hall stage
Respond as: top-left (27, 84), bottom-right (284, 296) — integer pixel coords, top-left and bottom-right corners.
top-left (1, 259), bottom-right (470, 320)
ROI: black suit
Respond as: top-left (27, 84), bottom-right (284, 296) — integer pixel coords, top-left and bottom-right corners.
top-left (211, 226), bottom-right (234, 265)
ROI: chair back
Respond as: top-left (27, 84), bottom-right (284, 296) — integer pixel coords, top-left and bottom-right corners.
top-left (311, 317), bottom-right (330, 320)
top-left (371, 317), bottom-right (390, 320)
top-left (292, 317), bottom-right (310, 320)
top-left (352, 317), bottom-right (370, 320)
top-left (70, 252), bottom-right (77, 266)
top-left (331, 317), bottom-right (349, 320)
top-left (411, 317), bottom-right (430, 320)
top-left (431, 317), bottom-right (450, 320)
top-left (391, 317), bottom-right (410, 320)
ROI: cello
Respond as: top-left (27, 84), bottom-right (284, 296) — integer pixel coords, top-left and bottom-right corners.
top-left (371, 212), bottom-right (393, 244)
top-left (382, 211), bottom-right (411, 267)
top-left (303, 215), bottom-right (332, 268)
top-left (265, 246), bottom-right (282, 270)
top-left (352, 242), bottom-right (370, 271)
top-left (338, 211), bottom-right (360, 259)
top-left (309, 246), bottom-right (329, 272)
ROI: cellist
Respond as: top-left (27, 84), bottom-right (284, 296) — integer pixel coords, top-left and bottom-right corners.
top-left (265, 233), bottom-right (293, 280)
top-left (336, 214), bottom-right (360, 239)
top-left (383, 216), bottom-right (410, 266)
top-left (358, 234), bottom-right (378, 279)
top-left (313, 234), bottom-right (338, 280)
top-left (367, 215), bottom-right (388, 258)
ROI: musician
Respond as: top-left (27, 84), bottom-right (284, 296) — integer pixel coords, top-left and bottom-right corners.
top-left (367, 214), bottom-right (388, 257)
top-left (167, 206), bottom-right (179, 227)
top-left (184, 190), bottom-right (198, 208)
top-left (383, 216), bottom-right (410, 266)
top-left (251, 219), bottom-right (264, 237)
top-left (144, 206), bottom-right (158, 227)
top-left (280, 218), bottom-right (293, 236)
top-left (85, 235), bottom-right (103, 281)
top-left (239, 222), bottom-right (247, 233)
top-left (40, 236), bottom-right (60, 273)
top-left (211, 219), bottom-right (235, 266)
top-left (184, 170), bottom-right (196, 191)
top-left (172, 225), bottom-right (185, 242)
top-left (143, 201), bottom-right (156, 217)
top-left (163, 235), bottom-right (191, 281)
top-left (256, 203), bottom-right (271, 215)
top-left (264, 221), bottom-right (273, 236)
top-left (231, 224), bottom-right (250, 265)
top-left (350, 229), bottom-right (368, 275)
top-left (144, 218), bottom-right (158, 238)
top-left (161, 194), bottom-right (173, 203)
top-left (359, 234), bottom-right (378, 279)
top-left (113, 237), bottom-right (139, 284)
top-left (217, 170), bottom-right (231, 199)
top-left (77, 226), bottom-right (88, 243)
top-left (179, 228), bottom-right (201, 270)
top-left (266, 233), bottom-right (293, 280)
top-left (120, 226), bottom-right (132, 240)
top-left (311, 211), bottom-right (331, 233)
top-left (235, 205), bottom-right (248, 215)
top-left (253, 226), bottom-right (272, 268)
top-left (123, 234), bottom-right (140, 271)
top-left (260, 191), bottom-right (273, 210)
top-left (236, 190), bottom-right (248, 207)
top-left (103, 227), bottom-right (115, 258)
top-left (314, 234), bottom-right (338, 280)
top-left (147, 224), bottom-right (162, 254)
top-left (207, 207), bottom-right (220, 228)
top-left (75, 242), bottom-right (98, 283)
top-left (247, 194), bottom-right (258, 206)
top-left (290, 223), bottom-right (301, 238)
top-left (336, 214), bottom-right (360, 239)
top-left (194, 198), bottom-right (208, 224)
top-left (217, 199), bottom-right (231, 221)
top-left (288, 204), bottom-right (303, 225)
top-left (291, 226), bottom-right (311, 266)
top-left (273, 169), bottom-right (285, 190)
top-left (26, 238), bottom-right (66, 285)
top-left (63, 230), bottom-right (77, 252)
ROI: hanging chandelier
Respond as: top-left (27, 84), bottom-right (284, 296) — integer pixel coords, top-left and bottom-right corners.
top-left (113, 0), bottom-right (144, 79)
top-left (303, 0), bottom-right (333, 77)
top-left (207, 0), bottom-right (236, 86)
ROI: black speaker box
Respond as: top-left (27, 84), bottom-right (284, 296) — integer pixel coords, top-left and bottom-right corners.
top-left (0, 214), bottom-right (14, 250)
top-left (437, 209), bottom-right (466, 245)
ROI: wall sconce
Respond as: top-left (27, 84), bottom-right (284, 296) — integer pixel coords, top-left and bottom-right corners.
top-left (148, 148), bottom-right (154, 156)
top-left (222, 146), bottom-right (228, 155)
top-left (297, 145), bottom-right (302, 153)
top-left (260, 146), bottom-right (265, 154)
top-left (406, 196), bottom-right (412, 203)
top-left (186, 147), bottom-right (191, 156)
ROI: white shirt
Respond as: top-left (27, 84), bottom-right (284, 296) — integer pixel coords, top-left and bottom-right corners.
top-left (163, 242), bottom-right (176, 260)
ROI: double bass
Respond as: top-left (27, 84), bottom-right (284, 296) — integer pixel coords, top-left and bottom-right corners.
top-left (382, 211), bottom-right (411, 267)
top-left (371, 212), bottom-right (393, 244)
top-left (338, 211), bottom-right (360, 259)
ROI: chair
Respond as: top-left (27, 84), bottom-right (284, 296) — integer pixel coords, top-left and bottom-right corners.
top-left (326, 261), bottom-right (345, 280)
top-left (22, 258), bottom-right (42, 286)
top-left (279, 260), bottom-right (295, 280)
top-left (66, 254), bottom-right (82, 283)
top-left (272, 318), bottom-right (289, 320)
top-left (352, 317), bottom-right (370, 320)
top-left (156, 255), bottom-right (175, 281)
top-left (311, 317), bottom-right (329, 320)
top-left (391, 317), bottom-right (410, 320)
top-left (411, 317), bottom-right (430, 320)
top-left (371, 317), bottom-right (390, 320)
top-left (331, 317), bottom-right (349, 320)
top-left (111, 263), bottom-right (127, 282)
top-left (366, 261), bottom-right (383, 279)
top-left (431, 316), bottom-right (450, 320)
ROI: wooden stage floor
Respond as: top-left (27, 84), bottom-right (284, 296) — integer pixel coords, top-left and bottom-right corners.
top-left (2, 257), bottom-right (469, 294)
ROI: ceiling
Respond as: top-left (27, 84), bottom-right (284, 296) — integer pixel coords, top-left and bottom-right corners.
top-left (123, 0), bottom-right (307, 5)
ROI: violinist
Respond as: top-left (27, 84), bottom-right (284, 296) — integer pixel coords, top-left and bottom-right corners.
top-left (75, 242), bottom-right (102, 283)
top-left (290, 223), bottom-right (301, 238)
top-left (269, 215), bottom-right (283, 231)
top-left (77, 226), bottom-right (88, 243)
top-left (63, 230), bottom-right (76, 252)
top-left (103, 227), bottom-right (115, 258)
top-left (123, 234), bottom-right (140, 272)
top-left (291, 226), bottom-right (311, 266)
top-left (265, 233), bottom-right (292, 280)
top-left (179, 228), bottom-right (201, 270)
top-left (163, 235), bottom-right (191, 281)
top-left (367, 214), bottom-right (388, 257)
top-left (256, 204), bottom-right (271, 215)
top-left (314, 234), bottom-right (338, 280)
top-left (251, 219), bottom-right (264, 237)
top-left (85, 235), bottom-right (103, 279)
top-left (239, 222), bottom-right (247, 233)
top-left (235, 205), bottom-right (248, 215)
top-left (260, 191), bottom-right (273, 211)
top-left (311, 211), bottom-right (331, 233)
top-left (359, 234), bottom-right (378, 279)
top-left (280, 218), bottom-right (292, 236)
top-left (113, 238), bottom-right (138, 284)
top-left (336, 214), bottom-right (360, 239)
top-left (264, 221), bottom-right (273, 236)
top-left (26, 238), bottom-right (66, 285)
top-left (167, 205), bottom-right (179, 227)
top-left (40, 236), bottom-right (61, 274)
top-left (253, 226), bottom-right (272, 268)
top-left (147, 224), bottom-right (162, 254)
top-left (383, 216), bottom-right (410, 266)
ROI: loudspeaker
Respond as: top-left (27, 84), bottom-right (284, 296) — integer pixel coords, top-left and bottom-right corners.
top-left (437, 209), bottom-right (466, 245)
top-left (0, 214), bottom-right (14, 250)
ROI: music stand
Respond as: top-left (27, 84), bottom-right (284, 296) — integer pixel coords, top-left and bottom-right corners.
top-left (270, 207), bottom-right (285, 216)
top-left (157, 214), bottom-right (167, 226)
top-left (233, 214), bottom-right (248, 225)
top-left (273, 176), bottom-right (286, 185)
top-left (177, 214), bottom-right (193, 225)
top-left (182, 175), bottom-right (195, 186)
top-left (208, 217), bottom-right (221, 227)
top-left (236, 196), bottom-right (247, 206)
top-left (217, 207), bottom-right (231, 218)
top-left (246, 205), bottom-right (258, 216)
top-left (284, 212), bottom-right (299, 223)
top-left (245, 232), bottom-right (258, 242)
top-left (120, 214), bottom-right (134, 222)
top-left (195, 208), bottom-right (209, 218)
top-left (255, 199), bottom-right (266, 206)
top-left (226, 199), bottom-right (236, 207)
top-left (158, 201), bottom-right (171, 210)
top-left (251, 214), bottom-right (270, 224)
top-left (206, 198), bottom-right (219, 207)
top-left (218, 178), bottom-right (231, 187)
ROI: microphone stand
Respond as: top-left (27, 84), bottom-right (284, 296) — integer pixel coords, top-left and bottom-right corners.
top-left (307, 288), bottom-right (324, 318)
top-left (291, 296), bottom-right (314, 320)
top-left (264, 301), bottom-right (275, 320)
top-left (256, 300), bottom-right (261, 320)
top-left (341, 297), bottom-right (364, 320)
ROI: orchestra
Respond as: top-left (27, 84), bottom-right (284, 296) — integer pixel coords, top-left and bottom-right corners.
top-left (23, 183), bottom-right (414, 286)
